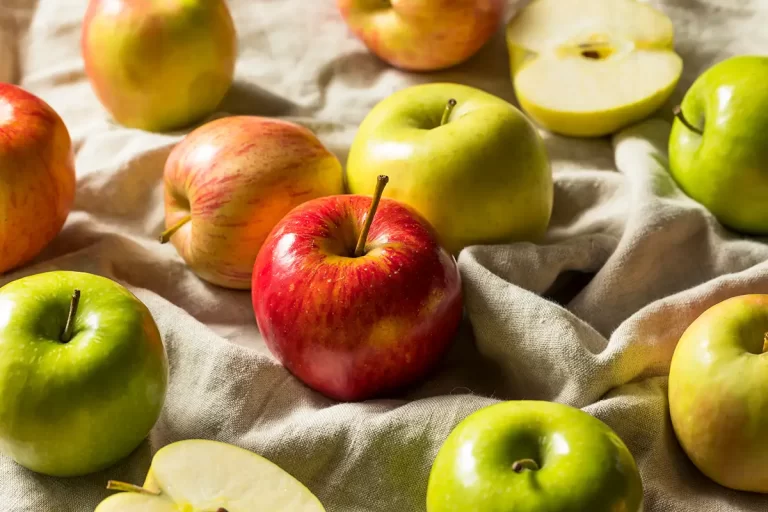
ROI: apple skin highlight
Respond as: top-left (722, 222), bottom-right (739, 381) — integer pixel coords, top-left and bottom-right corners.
top-left (252, 195), bottom-right (463, 402)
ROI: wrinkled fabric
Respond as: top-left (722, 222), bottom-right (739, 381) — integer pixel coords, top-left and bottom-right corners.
top-left (2, 0), bottom-right (768, 510)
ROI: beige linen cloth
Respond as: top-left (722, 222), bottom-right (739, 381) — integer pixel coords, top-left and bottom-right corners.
top-left (2, 0), bottom-right (768, 510)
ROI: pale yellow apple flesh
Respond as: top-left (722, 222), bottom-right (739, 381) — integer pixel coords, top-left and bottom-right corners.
top-left (95, 439), bottom-right (325, 512)
top-left (506, 0), bottom-right (682, 137)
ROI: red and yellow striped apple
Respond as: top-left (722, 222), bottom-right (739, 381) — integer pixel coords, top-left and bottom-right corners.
top-left (0, 83), bottom-right (75, 274)
top-left (337, 0), bottom-right (505, 72)
top-left (81, 0), bottom-right (237, 132)
top-left (252, 176), bottom-right (463, 402)
top-left (161, 116), bottom-right (344, 290)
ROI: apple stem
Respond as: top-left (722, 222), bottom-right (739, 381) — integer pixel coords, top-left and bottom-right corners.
top-left (158, 214), bottom-right (192, 244)
top-left (512, 458), bottom-right (540, 473)
top-left (106, 480), bottom-right (161, 496)
top-left (60, 289), bottom-right (81, 343)
top-left (440, 99), bottom-right (457, 126)
top-left (673, 105), bottom-right (703, 135)
top-left (762, 332), bottom-right (768, 353)
top-left (353, 175), bottom-right (389, 257)
top-left (217, 509), bottom-right (229, 512)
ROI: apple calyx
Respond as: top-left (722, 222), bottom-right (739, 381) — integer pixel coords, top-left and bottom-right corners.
top-left (511, 458), bottom-right (540, 473)
top-left (60, 289), bottom-right (81, 343)
top-left (159, 214), bottom-right (192, 244)
top-left (353, 174), bottom-right (389, 257)
top-left (106, 480), bottom-right (161, 496)
top-left (106, 481), bottom-right (231, 512)
top-left (440, 99), bottom-right (458, 126)
top-left (673, 105), bottom-right (703, 136)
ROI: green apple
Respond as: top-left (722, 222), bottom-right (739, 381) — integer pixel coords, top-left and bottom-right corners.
top-left (505, 0), bottom-right (682, 137)
top-left (669, 55), bottom-right (768, 235)
top-left (669, 294), bottom-right (768, 493)
top-left (95, 439), bottom-right (326, 511)
top-left (0, 271), bottom-right (168, 477)
top-left (427, 400), bottom-right (644, 512)
top-left (345, 83), bottom-right (553, 254)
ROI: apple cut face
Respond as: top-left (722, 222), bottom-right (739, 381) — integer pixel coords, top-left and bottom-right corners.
top-left (506, 0), bottom-right (682, 137)
top-left (95, 440), bottom-right (325, 512)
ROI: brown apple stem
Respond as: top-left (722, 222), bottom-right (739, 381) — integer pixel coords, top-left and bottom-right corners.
top-left (673, 105), bottom-right (703, 135)
top-left (512, 458), bottom-right (540, 473)
top-left (106, 480), bottom-right (161, 496)
top-left (762, 332), bottom-right (768, 353)
top-left (158, 214), bottom-right (192, 244)
top-left (60, 289), bottom-right (81, 343)
top-left (440, 98), bottom-right (457, 126)
top-left (353, 175), bottom-right (389, 257)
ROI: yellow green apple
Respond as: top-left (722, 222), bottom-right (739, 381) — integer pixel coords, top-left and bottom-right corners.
top-left (669, 294), bottom-right (768, 493)
top-left (669, 55), bottom-right (768, 235)
top-left (427, 400), bottom-right (644, 512)
top-left (345, 82), bottom-right (552, 254)
top-left (95, 439), bottom-right (326, 511)
top-left (0, 83), bottom-right (75, 274)
top-left (161, 116), bottom-right (344, 289)
top-left (0, 271), bottom-right (168, 477)
top-left (81, 0), bottom-right (237, 132)
top-left (336, 0), bottom-right (505, 71)
top-left (506, 0), bottom-right (683, 137)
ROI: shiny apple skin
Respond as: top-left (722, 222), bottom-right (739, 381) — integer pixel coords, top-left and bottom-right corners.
top-left (669, 294), bottom-right (768, 492)
top-left (163, 116), bottom-right (344, 289)
top-left (0, 83), bottom-right (76, 274)
top-left (337, 0), bottom-right (505, 72)
top-left (252, 195), bottom-right (463, 402)
top-left (81, 0), bottom-right (236, 132)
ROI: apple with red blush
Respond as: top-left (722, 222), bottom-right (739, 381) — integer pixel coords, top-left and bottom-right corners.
top-left (0, 83), bottom-right (76, 274)
top-left (160, 116), bottom-right (344, 289)
top-left (336, 0), bottom-right (505, 72)
top-left (252, 176), bottom-right (463, 401)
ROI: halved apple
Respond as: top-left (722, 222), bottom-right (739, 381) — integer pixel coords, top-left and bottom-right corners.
top-left (94, 439), bottom-right (325, 512)
top-left (506, 0), bottom-right (683, 137)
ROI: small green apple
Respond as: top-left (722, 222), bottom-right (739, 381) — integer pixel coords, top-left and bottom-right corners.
top-left (0, 271), bottom-right (168, 477)
top-left (669, 294), bottom-right (768, 493)
top-left (427, 400), bottom-right (644, 512)
top-left (345, 83), bottom-right (553, 254)
top-left (669, 55), bottom-right (768, 234)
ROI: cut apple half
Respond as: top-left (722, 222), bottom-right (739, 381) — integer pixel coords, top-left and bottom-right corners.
top-left (95, 439), bottom-right (326, 512)
top-left (506, 0), bottom-right (683, 137)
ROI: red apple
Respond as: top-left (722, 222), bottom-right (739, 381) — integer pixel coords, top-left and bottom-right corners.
top-left (161, 116), bottom-right (344, 289)
top-left (337, 0), bottom-right (505, 72)
top-left (252, 176), bottom-right (463, 401)
top-left (0, 83), bottom-right (76, 273)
